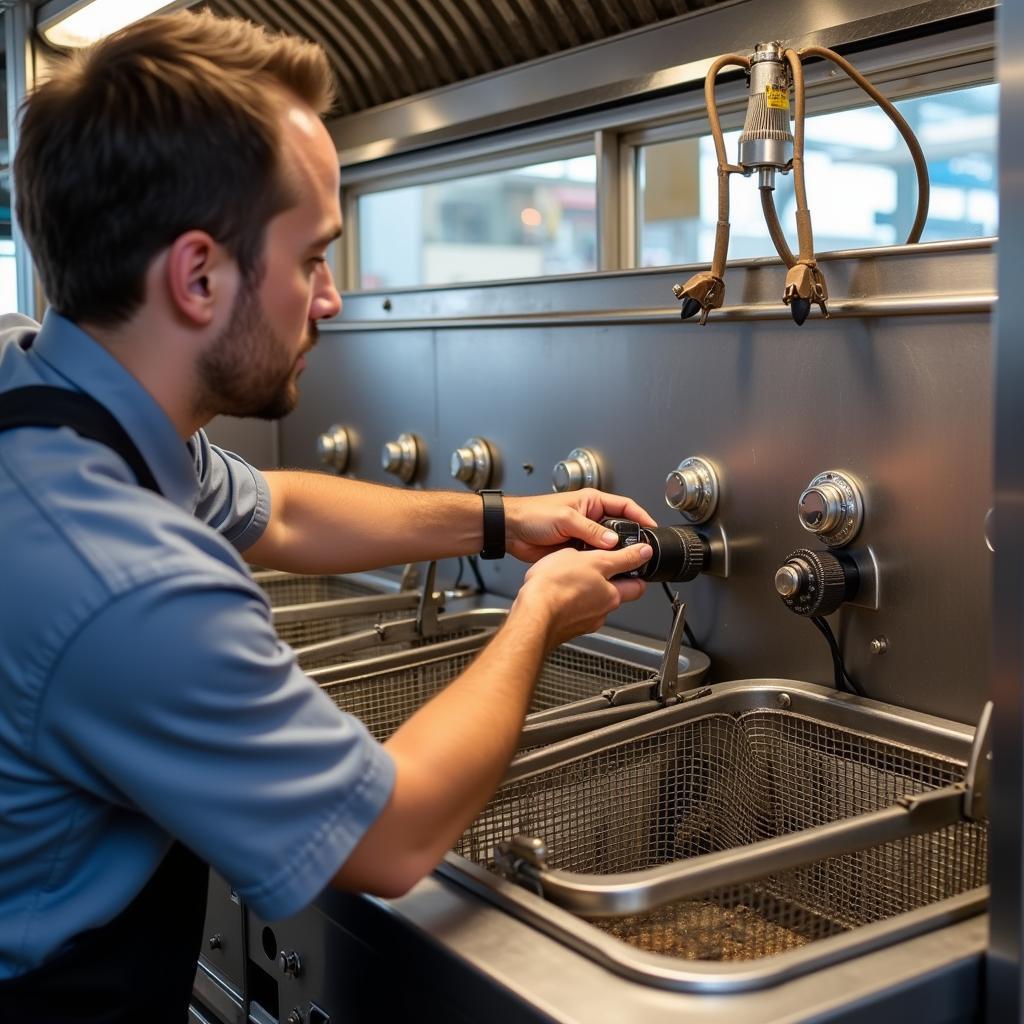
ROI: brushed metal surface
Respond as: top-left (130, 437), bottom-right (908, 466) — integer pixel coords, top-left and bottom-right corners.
top-left (988, 0), bottom-right (1024, 1012)
top-left (280, 241), bottom-right (993, 726)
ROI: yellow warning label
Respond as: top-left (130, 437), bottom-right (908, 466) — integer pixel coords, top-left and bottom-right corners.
top-left (765, 85), bottom-right (790, 111)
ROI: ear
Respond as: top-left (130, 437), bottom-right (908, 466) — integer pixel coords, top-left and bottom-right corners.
top-left (164, 230), bottom-right (237, 327)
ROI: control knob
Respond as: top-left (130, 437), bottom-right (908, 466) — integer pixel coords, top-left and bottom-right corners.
top-left (381, 433), bottom-right (420, 483)
top-left (552, 448), bottom-right (602, 492)
top-left (450, 437), bottom-right (494, 491)
top-left (797, 470), bottom-right (863, 548)
top-left (277, 949), bottom-right (303, 978)
top-left (775, 547), bottom-right (859, 617)
top-left (316, 424), bottom-right (351, 472)
top-left (665, 456), bottom-right (719, 524)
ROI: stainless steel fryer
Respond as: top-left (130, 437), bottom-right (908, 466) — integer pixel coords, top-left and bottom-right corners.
top-left (307, 603), bottom-right (711, 748)
top-left (442, 679), bottom-right (989, 993)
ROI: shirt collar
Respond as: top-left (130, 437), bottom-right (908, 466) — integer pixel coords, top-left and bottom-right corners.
top-left (30, 310), bottom-right (199, 511)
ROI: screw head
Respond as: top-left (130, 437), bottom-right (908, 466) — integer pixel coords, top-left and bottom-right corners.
top-left (869, 636), bottom-right (889, 655)
top-left (776, 692), bottom-right (792, 709)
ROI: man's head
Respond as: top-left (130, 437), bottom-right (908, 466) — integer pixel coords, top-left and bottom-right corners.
top-left (14, 11), bottom-right (343, 421)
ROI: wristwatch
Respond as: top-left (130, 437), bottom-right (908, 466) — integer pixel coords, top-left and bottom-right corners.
top-left (478, 489), bottom-right (505, 560)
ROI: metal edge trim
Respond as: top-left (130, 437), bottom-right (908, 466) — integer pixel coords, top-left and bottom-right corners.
top-left (436, 855), bottom-right (987, 994)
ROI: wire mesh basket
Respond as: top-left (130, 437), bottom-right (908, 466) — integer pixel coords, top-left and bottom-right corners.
top-left (252, 569), bottom-right (379, 608)
top-left (311, 622), bottom-right (708, 745)
top-left (445, 681), bottom-right (988, 990)
top-left (251, 567), bottom-right (426, 647)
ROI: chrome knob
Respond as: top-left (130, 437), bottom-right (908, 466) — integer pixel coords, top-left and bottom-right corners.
top-left (797, 470), bottom-right (864, 547)
top-left (450, 437), bottom-right (494, 491)
top-left (552, 448), bottom-right (601, 492)
top-left (664, 457), bottom-right (719, 524)
top-left (381, 433), bottom-right (420, 483)
top-left (774, 562), bottom-right (805, 599)
top-left (798, 483), bottom-right (845, 534)
top-left (277, 949), bottom-right (303, 978)
top-left (316, 424), bottom-right (351, 472)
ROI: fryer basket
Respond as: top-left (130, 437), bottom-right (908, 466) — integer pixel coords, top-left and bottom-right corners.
top-left (443, 682), bottom-right (988, 991)
top-left (316, 635), bottom-right (709, 746)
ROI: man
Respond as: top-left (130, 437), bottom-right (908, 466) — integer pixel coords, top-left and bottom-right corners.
top-left (0, 10), bottom-right (656, 1022)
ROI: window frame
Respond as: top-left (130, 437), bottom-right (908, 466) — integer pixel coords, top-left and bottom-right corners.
top-left (340, 20), bottom-right (994, 291)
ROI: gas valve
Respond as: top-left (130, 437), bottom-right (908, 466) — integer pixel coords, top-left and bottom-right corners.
top-left (775, 547), bottom-right (860, 616)
top-left (381, 432), bottom-right (420, 483)
top-left (552, 448), bottom-right (602, 492)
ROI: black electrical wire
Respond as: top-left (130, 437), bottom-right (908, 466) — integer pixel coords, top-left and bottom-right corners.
top-left (453, 557), bottom-right (465, 590)
top-left (661, 582), bottom-right (699, 649)
top-left (809, 615), bottom-right (866, 697)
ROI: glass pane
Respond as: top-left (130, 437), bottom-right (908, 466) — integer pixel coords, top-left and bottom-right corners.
top-left (0, 17), bottom-right (18, 310)
top-left (637, 82), bottom-right (998, 267)
top-left (358, 155), bottom-right (597, 289)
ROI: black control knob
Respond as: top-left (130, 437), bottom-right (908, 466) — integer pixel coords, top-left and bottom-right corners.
top-left (643, 525), bottom-right (710, 583)
top-left (775, 547), bottom-right (859, 616)
top-left (277, 949), bottom-right (303, 978)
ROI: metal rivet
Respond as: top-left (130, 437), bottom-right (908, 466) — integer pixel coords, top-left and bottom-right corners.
top-left (870, 636), bottom-right (889, 655)
top-left (776, 692), bottom-right (791, 708)
top-left (208, 933), bottom-right (222, 951)
top-left (382, 298), bottom-right (392, 311)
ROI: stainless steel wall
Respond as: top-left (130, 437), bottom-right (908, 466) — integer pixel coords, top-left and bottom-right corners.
top-left (279, 240), bottom-right (994, 725)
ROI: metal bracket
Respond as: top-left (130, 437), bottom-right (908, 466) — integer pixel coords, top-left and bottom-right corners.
top-left (414, 561), bottom-right (444, 637)
top-left (963, 700), bottom-right (993, 822)
top-left (655, 601), bottom-right (687, 703)
top-left (700, 521), bottom-right (730, 579)
top-left (846, 545), bottom-right (880, 611)
top-left (398, 562), bottom-right (421, 591)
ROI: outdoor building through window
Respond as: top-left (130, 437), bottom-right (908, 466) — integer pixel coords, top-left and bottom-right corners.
top-left (638, 82), bottom-right (998, 268)
top-left (358, 155), bottom-right (597, 289)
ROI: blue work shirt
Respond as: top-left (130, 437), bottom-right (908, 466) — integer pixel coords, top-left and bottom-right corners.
top-left (0, 311), bottom-right (395, 977)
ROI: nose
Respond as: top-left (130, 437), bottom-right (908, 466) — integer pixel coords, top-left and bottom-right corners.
top-left (310, 261), bottom-right (342, 322)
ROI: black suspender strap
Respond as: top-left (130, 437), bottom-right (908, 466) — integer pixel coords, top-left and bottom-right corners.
top-left (0, 385), bottom-right (161, 495)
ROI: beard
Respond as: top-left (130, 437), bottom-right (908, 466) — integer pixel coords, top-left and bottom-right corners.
top-left (197, 281), bottom-right (318, 421)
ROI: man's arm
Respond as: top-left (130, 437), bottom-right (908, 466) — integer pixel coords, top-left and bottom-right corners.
top-left (242, 469), bottom-right (658, 573)
top-left (330, 541), bottom-right (652, 896)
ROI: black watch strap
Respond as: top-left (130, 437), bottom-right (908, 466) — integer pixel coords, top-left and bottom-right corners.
top-left (478, 489), bottom-right (505, 560)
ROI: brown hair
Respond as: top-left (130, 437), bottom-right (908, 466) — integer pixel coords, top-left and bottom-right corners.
top-left (14, 10), bottom-right (335, 327)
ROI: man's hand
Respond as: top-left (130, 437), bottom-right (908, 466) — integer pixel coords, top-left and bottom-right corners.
top-left (504, 488), bottom-right (657, 563)
top-left (513, 542), bottom-right (652, 649)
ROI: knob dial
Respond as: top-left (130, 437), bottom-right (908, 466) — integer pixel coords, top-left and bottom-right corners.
top-left (380, 433), bottom-right (419, 483)
top-left (277, 949), bottom-right (303, 978)
top-left (450, 437), bottom-right (494, 490)
top-left (643, 525), bottom-right (710, 582)
top-left (316, 425), bottom-right (351, 472)
top-left (552, 448), bottom-right (601, 492)
top-left (775, 547), bottom-right (859, 617)
top-left (664, 457), bottom-right (719, 524)
top-left (797, 470), bottom-right (864, 547)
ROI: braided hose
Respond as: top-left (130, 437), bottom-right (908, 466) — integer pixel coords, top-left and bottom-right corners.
top-left (704, 53), bottom-right (750, 279)
top-left (784, 49), bottom-right (815, 265)
top-left (799, 45), bottom-right (930, 243)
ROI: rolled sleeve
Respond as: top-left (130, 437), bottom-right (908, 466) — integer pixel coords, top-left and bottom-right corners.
top-left (37, 573), bottom-right (395, 921)
top-left (190, 431), bottom-right (272, 550)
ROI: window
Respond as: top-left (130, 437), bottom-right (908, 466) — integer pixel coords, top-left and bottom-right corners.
top-left (637, 82), bottom-right (998, 268)
top-left (357, 155), bottom-right (597, 289)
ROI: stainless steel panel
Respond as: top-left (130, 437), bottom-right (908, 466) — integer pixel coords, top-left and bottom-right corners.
top-left (987, 0), bottom-right (1024, 1012)
top-left (280, 242), bottom-right (993, 725)
top-left (279, 330), bottom-right (436, 484)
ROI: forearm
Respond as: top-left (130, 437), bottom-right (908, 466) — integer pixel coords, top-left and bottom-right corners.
top-left (332, 592), bottom-right (553, 895)
top-left (244, 470), bottom-right (485, 573)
